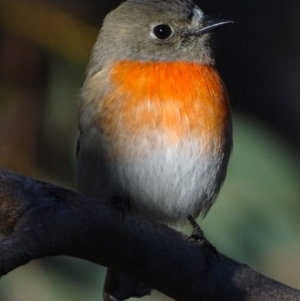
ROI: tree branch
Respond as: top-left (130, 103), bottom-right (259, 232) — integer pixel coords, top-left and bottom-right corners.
top-left (0, 168), bottom-right (299, 300)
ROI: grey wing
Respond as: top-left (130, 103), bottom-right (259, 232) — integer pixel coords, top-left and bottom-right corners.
top-left (76, 131), bottom-right (115, 201)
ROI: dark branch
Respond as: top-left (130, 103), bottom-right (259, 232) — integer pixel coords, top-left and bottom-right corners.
top-left (0, 168), bottom-right (299, 301)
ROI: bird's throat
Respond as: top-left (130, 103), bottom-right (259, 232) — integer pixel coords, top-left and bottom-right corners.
top-left (101, 60), bottom-right (230, 154)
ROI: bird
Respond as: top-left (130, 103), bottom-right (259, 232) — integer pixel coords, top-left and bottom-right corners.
top-left (76, 0), bottom-right (233, 300)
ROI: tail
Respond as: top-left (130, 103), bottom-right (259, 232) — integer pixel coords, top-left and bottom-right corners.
top-left (103, 269), bottom-right (152, 301)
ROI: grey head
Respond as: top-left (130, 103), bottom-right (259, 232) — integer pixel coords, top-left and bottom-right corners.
top-left (87, 0), bottom-right (232, 76)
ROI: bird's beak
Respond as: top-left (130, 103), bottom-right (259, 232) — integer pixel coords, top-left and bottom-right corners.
top-left (194, 19), bottom-right (233, 36)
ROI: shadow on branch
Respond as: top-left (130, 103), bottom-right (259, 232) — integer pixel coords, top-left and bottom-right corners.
top-left (0, 168), bottom-right (299, 301)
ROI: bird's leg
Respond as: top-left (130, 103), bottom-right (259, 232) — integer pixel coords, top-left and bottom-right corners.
top-left (106, 196), bottom-right (130, 221)
top-left (186, 214), bottom-right (219, 271)
top-left (187, 214), bottom-right (206, 241)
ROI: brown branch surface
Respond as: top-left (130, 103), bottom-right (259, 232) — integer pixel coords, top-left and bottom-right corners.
top-left (0, 168), bottom-right (299, 301)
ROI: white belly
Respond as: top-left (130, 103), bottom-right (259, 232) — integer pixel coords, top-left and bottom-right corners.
top-left (111, 134), bottom-right (226, 224)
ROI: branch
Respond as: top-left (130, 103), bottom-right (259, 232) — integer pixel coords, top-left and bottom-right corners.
top-left (0, 168), bottom-right (299, 301)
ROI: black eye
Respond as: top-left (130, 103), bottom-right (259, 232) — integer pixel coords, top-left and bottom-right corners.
top-left (153, 24), bottom-right (172, 40)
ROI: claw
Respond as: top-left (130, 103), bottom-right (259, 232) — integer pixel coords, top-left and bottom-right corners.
top-left (186, 214), bottom-right (219, 272)
top-left (106, 196), bottom-right (130, 221)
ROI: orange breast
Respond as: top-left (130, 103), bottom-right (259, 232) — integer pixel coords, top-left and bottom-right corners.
top-left (101, 60), bottom-right (230, 155)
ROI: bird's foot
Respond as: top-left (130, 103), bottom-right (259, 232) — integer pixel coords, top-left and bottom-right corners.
top-left (106, 196), bottom-right (130, 221)
top-left (186, 215), bottom-right (219, 272)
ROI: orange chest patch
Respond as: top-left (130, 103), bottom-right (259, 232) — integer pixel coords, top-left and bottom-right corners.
top-left (102, 60), bottom-right (230, 146)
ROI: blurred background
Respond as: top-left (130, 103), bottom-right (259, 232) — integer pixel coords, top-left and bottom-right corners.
top-left (0, 0), bottom-right (299, 300)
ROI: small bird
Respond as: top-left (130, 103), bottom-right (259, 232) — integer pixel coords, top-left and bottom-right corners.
top-left (76, 0), bottom-right (233, 300)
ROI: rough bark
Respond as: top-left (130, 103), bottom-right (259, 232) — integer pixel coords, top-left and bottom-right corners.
top-left (0, 168), bottom-right (299, 301)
